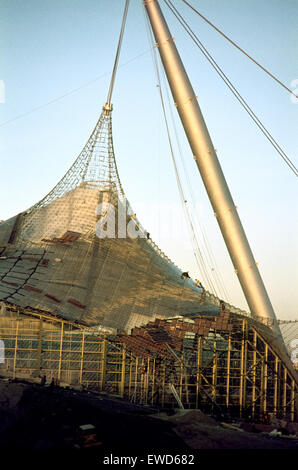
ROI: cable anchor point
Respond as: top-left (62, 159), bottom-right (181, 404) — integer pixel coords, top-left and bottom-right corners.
top-left (103, 102), bottom-right (113, 114)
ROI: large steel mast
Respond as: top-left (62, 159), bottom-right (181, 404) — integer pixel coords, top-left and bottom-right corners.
top-left (144, 0), bottom-right (283, 340)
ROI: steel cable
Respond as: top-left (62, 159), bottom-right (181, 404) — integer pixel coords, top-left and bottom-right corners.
top-left (106, 0), bottom-right (130, 104)
top-left (145, 12), bottom-right (222, 297)
top-left (164, 0), bottom-right (298, 177)
top-left (180, 0), bottom-right (298, 101)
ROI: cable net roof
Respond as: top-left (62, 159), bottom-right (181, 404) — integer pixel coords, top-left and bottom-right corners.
top-left (0, 101), bottom-right (250, 330)
top-left (18, 105), bottom-right (126, 242)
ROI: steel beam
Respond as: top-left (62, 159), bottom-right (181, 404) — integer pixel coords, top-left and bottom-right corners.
top-left (283, 367), bottom-right (287, 416)
top-left (196, 335), bottom-right (202, 408)
top-left (100, 337), bottom-right (107, 391)
top-left (252, 330), bottom-right (257, 418)
top-left (79, 329), bottom-right (85, 384)
top-left (291, 379), bottom-right (295, 422)
top-left (120, 345), bottom-right (126, 397)
top-left (36, 316), bottom-right (43, 374)
top-left (274, 355), bottom-right (279, 415)
top-left (13, 320), bottom-right (19, 378)
top-left (263, 344), bottom-right (268, 413)
top-left (57, 321), bottom-right (64, 381)
top-left (226, 334), bottom-right (231, 409)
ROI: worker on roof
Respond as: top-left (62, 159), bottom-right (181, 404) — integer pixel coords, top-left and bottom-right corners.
top-left (181, 271), bottom-right (190, 279)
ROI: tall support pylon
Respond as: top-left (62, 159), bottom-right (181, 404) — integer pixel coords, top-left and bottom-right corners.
top-left (144, 0), bottom-right (283, 342)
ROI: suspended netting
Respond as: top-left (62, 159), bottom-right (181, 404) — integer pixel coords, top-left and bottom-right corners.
top-left (279, 321), bottom-right (298, 366)
top-left (0, 0), bottom-right (254, 326)
top-left (17, 1), bottom-right (131, 243)
top-left (17, 105), bottom-right (127, 242)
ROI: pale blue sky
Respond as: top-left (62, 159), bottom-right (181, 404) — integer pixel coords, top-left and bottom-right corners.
top-left (1, 0), bottom-right (297, 319)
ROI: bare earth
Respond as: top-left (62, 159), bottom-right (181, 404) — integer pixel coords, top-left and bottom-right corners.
top-left (0, 378), bottom-right (298, 466)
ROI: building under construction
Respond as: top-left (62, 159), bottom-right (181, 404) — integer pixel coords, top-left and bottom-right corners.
top-left (0, 0), bottom-right (297, 422)
top-left (0, 303), bottom-right (297, 422)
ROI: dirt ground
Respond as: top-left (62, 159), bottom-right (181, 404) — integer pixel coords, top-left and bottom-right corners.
top-left (0, 378), bottom-right (298, 466)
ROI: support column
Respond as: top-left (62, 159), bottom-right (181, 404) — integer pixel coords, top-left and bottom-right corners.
top-left (57, 321), bottom-right (64, 381)
top-left (212, 337), bottom-right (217, 403)
top-left (144, 0), bottom-right (283, 341)
top-left (196, 336), bottom-right (202, 408)
top-left (290, 379), bottom-right (295, 422)
top-left (145, 357), bottom-right (150, 405)
top-left (132, 357), bottom-right (138, 403)
top-left (273, 356), bottom-right (279, 416)
top-left (179, 351), bottom-right (183, 401)
top-left (36, 316), bottom-right (43, 375)
top-left (260, 359), bottom-right (265, 415)
top-left (162, 362), bottom-right (166, 407)
top-left (79, 329), bottom-right (85, 385)
top-left (100, 337), bottom-right (107, 391)
top-left (151, 358), bottom-right (156, 405)
top-left (128, 355), bottom-right (133, 398)
top-left (252, 330), bottom-right (257, 418)
top-left (13, 320), bottom-right (19, 379)
top-left (226, 335), bottom-right (231, 409)
top-left (120, 345), bottom-right (126, 398)
top-left (263, 344), bottom-right (268, 414)
top-left (239, 320), bottom-right (246, 417)
top-left (243, 321), bottom-right (248, 412)
top-left (283, 367), bottom-right (287, 418)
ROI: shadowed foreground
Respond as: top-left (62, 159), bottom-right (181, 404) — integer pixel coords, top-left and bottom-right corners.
top-left (1, 379), bottom-right (298, 453)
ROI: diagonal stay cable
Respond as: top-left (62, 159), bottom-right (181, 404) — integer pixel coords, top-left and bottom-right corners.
top-left (0, 48), bottom-right (152, 129)
top-left (180, 0), bottom-right (298, 101)
top-left (145, 11), bottom-right (219, 296)
top-left (106, 0), bottom-right (130, 105)
top-left (2, 1), bottom-right (131, 128)
top-left (163, 0), bottom-right (298, 177)
top-left (162, 80), bottom-right (231, 302)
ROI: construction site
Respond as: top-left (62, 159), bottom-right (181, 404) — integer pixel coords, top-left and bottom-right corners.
top-left (1, 0), bottom-right (298, 454)
top-left (0, 302), bottom-right (297, 421)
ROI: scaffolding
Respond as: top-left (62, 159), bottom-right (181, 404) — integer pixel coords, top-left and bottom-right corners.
top-left (0, 303), bottom-right (297, 422)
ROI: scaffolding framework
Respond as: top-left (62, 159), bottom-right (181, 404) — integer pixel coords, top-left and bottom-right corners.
top-left (0, 303), bottom-right (297, 422)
